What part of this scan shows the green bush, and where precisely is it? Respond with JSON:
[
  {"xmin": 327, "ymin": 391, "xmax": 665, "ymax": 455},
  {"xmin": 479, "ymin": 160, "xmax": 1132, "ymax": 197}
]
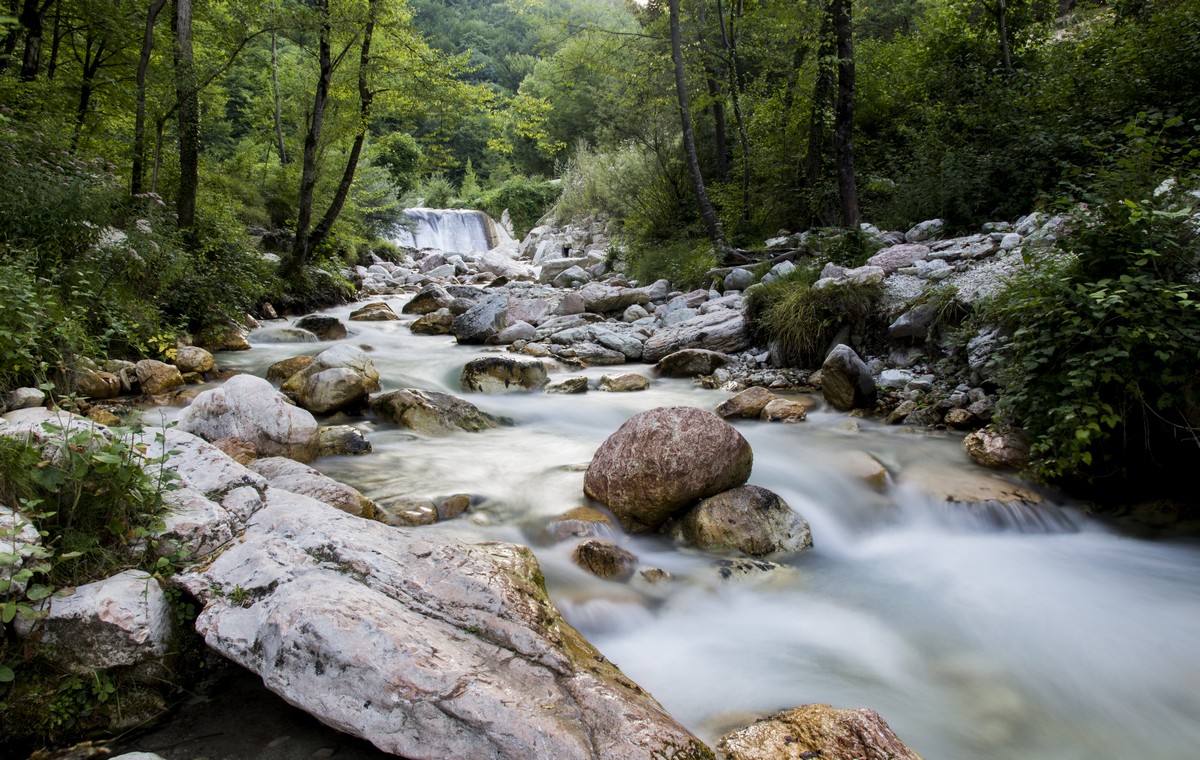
[
  {"xmin": 478, "ymin": 175, "xmax": 560, "ymax": 237},
  {"xmin": 623, "ymin": 239, "xmax": 720, "ymax": 291},
  {"xmin": 554, "ymin": 141, "xmax": 692, "ymax": 244},
  {"xmin": 0, "ymin": 421, "xmax": 178, "ymax": 589},
  {"xmin": 980, "ymin": 195, "xmax": 1200, "ymax": 489},
  {"xmin": 747, "ymin": 269, "xmax": 885, "ymax": 367}
]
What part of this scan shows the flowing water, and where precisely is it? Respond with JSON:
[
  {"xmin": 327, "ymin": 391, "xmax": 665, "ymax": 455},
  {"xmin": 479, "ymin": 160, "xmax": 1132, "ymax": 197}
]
[
  {"xmin": 211, "ymin": 296, "xmax": 1200, "ymax": 760},
  {"xmin": 390, "ymin": 208, "xmax": 514, "ymax": 253}
]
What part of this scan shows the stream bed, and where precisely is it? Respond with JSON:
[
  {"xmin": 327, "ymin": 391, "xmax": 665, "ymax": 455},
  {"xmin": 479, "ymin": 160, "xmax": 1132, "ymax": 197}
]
[{"xmin": 202, "ymin": 296, "xmax": 1200, "ymax": 760}]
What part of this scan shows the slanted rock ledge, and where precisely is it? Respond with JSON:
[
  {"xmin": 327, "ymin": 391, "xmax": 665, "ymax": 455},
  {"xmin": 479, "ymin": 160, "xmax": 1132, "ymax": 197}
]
[{"xmin": 176, "ymin": 487, "xmax": 713, "ymax": 760}]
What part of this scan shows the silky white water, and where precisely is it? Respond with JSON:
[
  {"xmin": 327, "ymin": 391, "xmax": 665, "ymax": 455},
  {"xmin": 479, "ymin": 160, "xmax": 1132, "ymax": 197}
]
[
  {"xmin": 214, "ymin": 296, "xmax": 1200, "ymax": 759},
  {"xmin": 391, "ymin": 208, "xmax": 514, "ymax": 253}
]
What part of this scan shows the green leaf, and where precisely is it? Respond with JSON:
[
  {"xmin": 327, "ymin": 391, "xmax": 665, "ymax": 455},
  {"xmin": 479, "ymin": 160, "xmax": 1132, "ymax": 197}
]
[{"xmin": 0, "ymin": 665, "xmax": 14, "ymax": 683}]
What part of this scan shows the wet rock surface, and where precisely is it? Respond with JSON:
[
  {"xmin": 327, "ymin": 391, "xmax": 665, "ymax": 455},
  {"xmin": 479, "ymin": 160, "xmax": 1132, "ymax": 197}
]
[{"xmin": 584, "ymin": 407, "xmax": 754, "ymax": 533}]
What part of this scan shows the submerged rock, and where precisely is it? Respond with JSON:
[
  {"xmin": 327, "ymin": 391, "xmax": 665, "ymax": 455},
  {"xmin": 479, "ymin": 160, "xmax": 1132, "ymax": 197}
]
[
  {"xmin": 671, "ymin": 485, "xmax": 812, "ymax": 557},
  {"xmin": 176, "ymin": 490, "xmax": 713, "ymax": 759},
  {"xmin": 371, "ymin": 388, "xmax": 498, "ymax": 435},
  {"xmin": 598, "ymin": 373, "xmax": 649, "ymax": 392},
  {"xmin": 571, "ymin": 539, "xmax": 638, "ymax": 580},
  {"xmin": 349, "ymin": 301, "xmax": 400, "ymax": 321},
  {"xmin": 460, "ymin": 356, "xmax": 549, "ymax": 392},
  {"xmin": 294, "ymin": 315, "xmax": 347, "ymax": 341},
  {"xmin": 716, "ymin": 386, "xmax": 776, "ymax": 419},
  {"xmin": 584, "ymin": 407, "xmax": 753, "ymax": 533},
  {"xmin": 718, "ymin": 703, "xmax": 923, "ymax": 760}
]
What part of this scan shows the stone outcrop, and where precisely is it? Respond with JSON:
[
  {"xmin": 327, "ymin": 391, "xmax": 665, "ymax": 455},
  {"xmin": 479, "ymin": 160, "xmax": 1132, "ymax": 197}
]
[
  {"xmin": 642, "ymin": 310, "xmax": 750, "ymax": 363},
  {"xmin": 248, "ymin": 457, "xmax": 377, "ymax": 519},
  {"xmin": 177, "ymin": 375, "xmax": 320, "ymax": 462},
  {"xmin": 176, "ymin": 490, "xmax": 713, "ymax": 760},
  {"xmin": 584, "ymin": 407, "xmax": 753, "ymax": 533},
  {"xmin": 451, "ymin": 293, "xmax": 509, "ymax": 343},
  {"xmin": 19, "ymin": 570, "xmax": 172, "ymax": 675},
  {"xmin": 718, "ymin": 704, "xmax": 923, "ymax": 760},
  {"xmin": 174, "ymin": 346, "xmax": 215, "ymax": 374}
]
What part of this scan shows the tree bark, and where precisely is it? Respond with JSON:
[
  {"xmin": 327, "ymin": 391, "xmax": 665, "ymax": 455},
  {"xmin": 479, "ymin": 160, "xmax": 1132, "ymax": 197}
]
[
  {"xmin": 72, "ymin": 37, "xmax": 107, "ymax": 151},
  {"xmin": 696, "ymin": 2, "xmax": 727, "ymax": 181},
  {"xmin": 804, "ymin": 0, "xmax": 836, "ymax": 193},
  {"xmin": 271, "ymin": 30, "xmax": 288, "ymax": 165},
  {"xmin": 133, "ymin": 0, "xmax": 167, "ymax": 198},
  {"xmin": 173, "ymin": 0, "xmax": 199, "ymax": 230},
  {"xmin": 307, "ymin": 0, "xmax": 377, "ymax": 253},
  {"xmin": 716, "ymin": 0, "xmax": 751, "ymax": 221},
  {"xmin": 832, "ymin": 0, "xmax": 859, "ymax": 228},
  {"xmin": 998, "ymin": 0, "xmax": 1013, "ymax": 73},
  {"xmin": 669, "ymin": 0, "xmax": 727, "ymax": 252},
  {"xmin": 289, "ymin": 0, "xmax": 333, "ymax": 272},
  {"xmin": 19, "ymin": 0, "xmax": 54, "ymax": 81},
  {"xmin": 46, "ymin": 0, "xmax": 59, "ymax": 79}
]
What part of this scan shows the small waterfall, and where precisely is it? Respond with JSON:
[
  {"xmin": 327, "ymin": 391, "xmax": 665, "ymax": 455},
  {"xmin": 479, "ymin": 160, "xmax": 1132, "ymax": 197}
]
[{"xmin": 392, "ymin": 208, "xmax": 515, "ymax": 253}]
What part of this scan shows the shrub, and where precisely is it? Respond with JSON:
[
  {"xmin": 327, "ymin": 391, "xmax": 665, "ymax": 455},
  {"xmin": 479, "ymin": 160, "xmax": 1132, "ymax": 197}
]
[
  {"xmin": 477, "ymin": 175, "xmax": 560, "ymax": 237},
  {"xmin": 0, "ymin": 421, "xmax": 178, "ymax": 588},
  {"xmin": 979, "ymin": 195, "xmax": 1200, "ymax": 490},
  {"xmin": 623, "ymin": 239, "xmax": 720, "ymax": 291},
  {"xmin": 747, "ymin": 268, "xmax": 885, "ymax": 367},
  {"xmin": 554, "ymin": 141, "xmax": 692, "ymax": 244}
]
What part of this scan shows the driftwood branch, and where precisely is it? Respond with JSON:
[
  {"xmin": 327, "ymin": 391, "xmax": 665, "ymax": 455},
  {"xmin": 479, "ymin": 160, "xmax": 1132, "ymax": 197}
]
[{"xmin": 706, "ymin": 247, "xmax": 806, "ymax": 279}]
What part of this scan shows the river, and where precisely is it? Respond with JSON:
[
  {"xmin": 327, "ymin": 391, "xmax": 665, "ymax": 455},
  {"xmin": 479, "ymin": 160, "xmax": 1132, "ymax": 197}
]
[{"xmin": 208, "ymin": 295, "xmax": 1200, "ymax": 760}]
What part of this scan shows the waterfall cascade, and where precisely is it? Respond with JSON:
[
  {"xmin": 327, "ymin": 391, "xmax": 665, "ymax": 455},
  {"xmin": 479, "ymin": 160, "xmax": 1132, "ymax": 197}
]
[{"xmin": 391, "ymin": 208, "xmax": 515, "ymax": 253}]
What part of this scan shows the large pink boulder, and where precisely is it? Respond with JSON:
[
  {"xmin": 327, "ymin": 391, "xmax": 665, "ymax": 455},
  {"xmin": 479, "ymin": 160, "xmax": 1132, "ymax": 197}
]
[{"xmin": 584, "ymin": 407, "xmax": 753, "ymax": 533}]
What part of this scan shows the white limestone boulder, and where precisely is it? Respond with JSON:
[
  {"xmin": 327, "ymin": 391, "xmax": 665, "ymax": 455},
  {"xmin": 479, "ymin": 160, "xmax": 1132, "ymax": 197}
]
[
  {"xmin": 175, "ymin": 489, "xmax": 712, "ymax": 760},
  {"xmin": 177, "ymin": 375, "xmax": 319, "ymax": 462}
]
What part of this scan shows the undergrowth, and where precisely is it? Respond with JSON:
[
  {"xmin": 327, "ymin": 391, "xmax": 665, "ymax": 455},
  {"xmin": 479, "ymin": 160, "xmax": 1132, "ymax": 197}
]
[{"xmin": 747, "ymin": 267, "xmax": 885, "ymax": 367}]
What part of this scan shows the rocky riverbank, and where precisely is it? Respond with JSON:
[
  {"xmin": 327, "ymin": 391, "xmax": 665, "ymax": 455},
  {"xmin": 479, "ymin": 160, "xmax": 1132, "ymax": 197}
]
[{"xmin": 3, "ymin": 207, "xmax": 1088, "ymax": 758}]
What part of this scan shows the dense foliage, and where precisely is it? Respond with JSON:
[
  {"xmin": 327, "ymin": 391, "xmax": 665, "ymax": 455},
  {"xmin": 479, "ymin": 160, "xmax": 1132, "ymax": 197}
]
[{"xmin": 0, "ymin": 0, "xmax": 1195, "ymax": 501}]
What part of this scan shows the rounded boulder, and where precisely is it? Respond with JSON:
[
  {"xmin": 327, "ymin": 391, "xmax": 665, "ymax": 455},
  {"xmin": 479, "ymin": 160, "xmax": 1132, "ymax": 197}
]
[{"xmin": 584, "ymin": 406, "xmax": 753, "ymax": 533}]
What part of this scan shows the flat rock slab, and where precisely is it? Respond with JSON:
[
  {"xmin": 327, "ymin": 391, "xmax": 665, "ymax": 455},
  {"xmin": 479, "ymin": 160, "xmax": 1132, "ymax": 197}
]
[{"xmin": 177, "ymin": 489, "xmax": 712, "ymax": 760}]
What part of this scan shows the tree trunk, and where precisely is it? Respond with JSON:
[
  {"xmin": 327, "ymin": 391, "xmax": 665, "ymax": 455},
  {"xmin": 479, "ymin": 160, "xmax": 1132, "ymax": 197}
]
[
  {"xmin": 307, "ymin": 0, "xmax": 377, "ymax": 253},
  {"xmin": 46, "ymin": 0, "xmax": 59, "ymax": 79},
  {"xmin": 804, "ymin": 0, "xmax": 836, "ymax": 193},
  {"xmin": 173, "ymin": 0, "xmax": 199, "ymax": 231},
  {"xmin": 832, "ymin": 0, "xmax": 859, "ymax": 228},
  {"xmin": 271, "ymin": 30, "xmax": 288, "ymax": 165},
  {"xmin": 998, "ymin": 0, "xmax": 1013, "ymax": 73},
  {"xmin": 133, "ymin": 0, "xmax": 167, "ymax": 198},
  {"xmin": 290, "ymin": 0, "xmax": 333, "ymax": 272},
  {"xmin": 696, "ymin": 2, "xmax": 727, "ymax": 181},
  {"xmin": 19, "ymin": 0, "xmax": 53, "ymax": 81},
  {"xmin": 72, "ymin": 37, "xmax": 105, "ymax": 151},
  {"xmin": 669, "ymin": 0, "xmax": 727, "ymax": 252},
  {"xmin": 716, "ymin": 0, "xmax": 751, "ymax": 221}
]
